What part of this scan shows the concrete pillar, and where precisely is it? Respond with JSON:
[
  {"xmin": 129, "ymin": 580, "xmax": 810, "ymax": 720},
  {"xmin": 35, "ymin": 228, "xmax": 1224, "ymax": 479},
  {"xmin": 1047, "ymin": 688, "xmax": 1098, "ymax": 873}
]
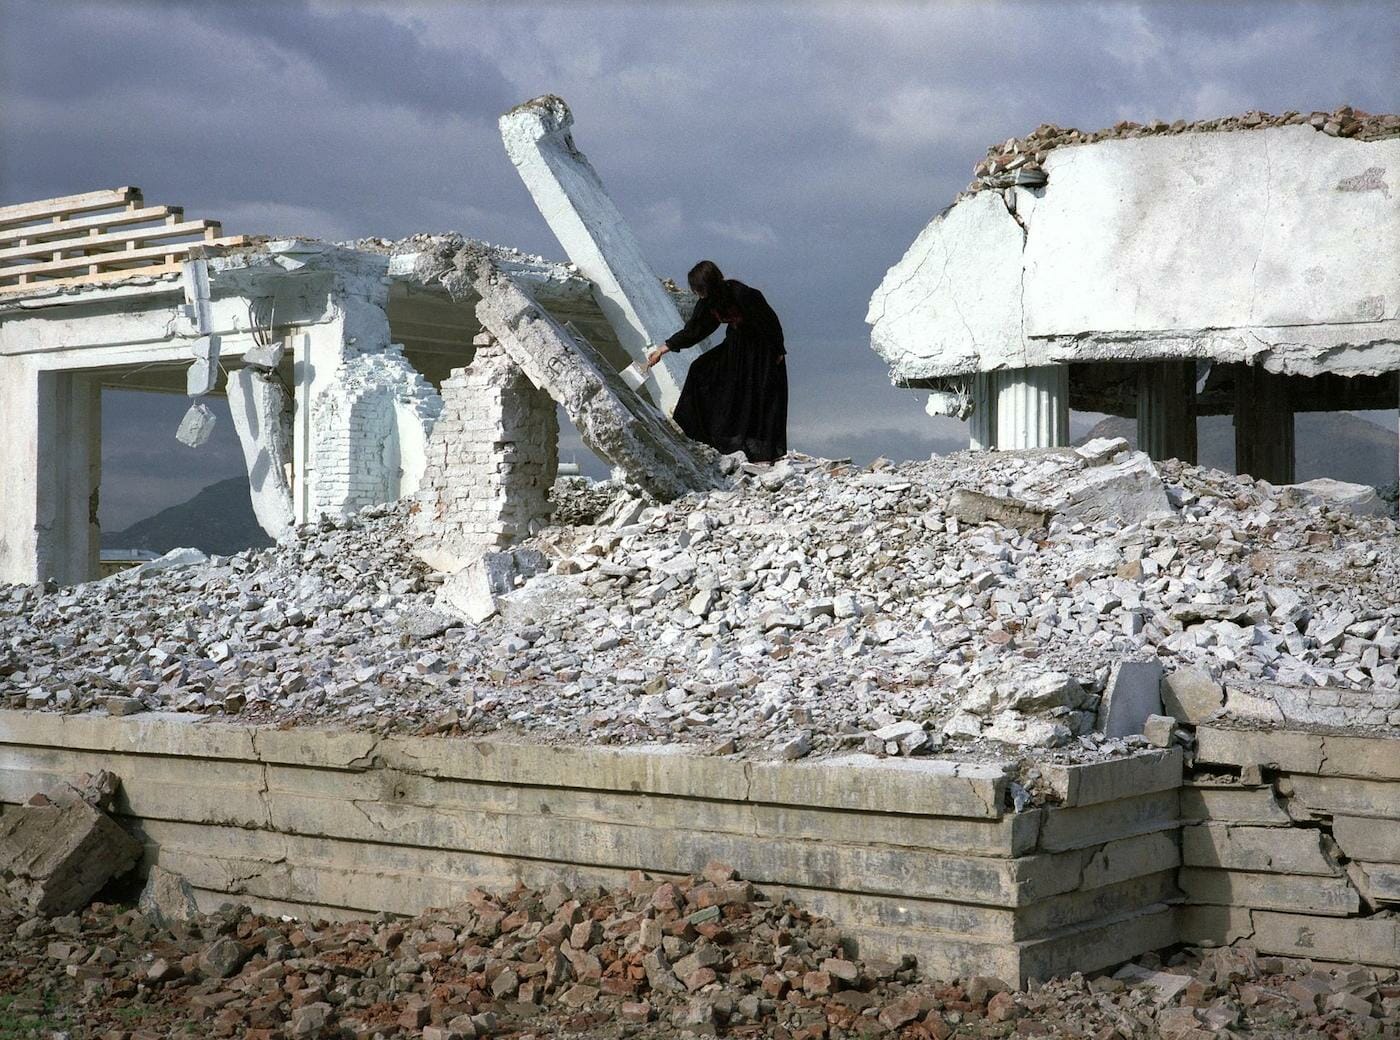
[
  {"xmin": 1137, "ymin": 361, "xmax": 1198, "ymax": 464},
  {"xmin": 500, "ymin": 96, "xmax": 692, "ymax": 413},
  {"xmin": 1234, "ymin": 365, "xmax": 1295, "ymax": 484},
  {"xmin": 0, "ymin": 358, "xmax": 101, "ymax": 585},
  {"xmin": 968, "ymin": 373, "xmax": 996, "ymax": 451},
  {"xmin": 992, "ymin": 365, "xmax": 1069, "ymax": 450}
]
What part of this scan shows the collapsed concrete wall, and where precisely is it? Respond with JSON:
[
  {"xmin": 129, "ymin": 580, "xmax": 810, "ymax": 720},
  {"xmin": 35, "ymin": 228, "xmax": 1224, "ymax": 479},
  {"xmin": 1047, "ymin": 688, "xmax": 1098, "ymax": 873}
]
[
  {"xmin": 869, "ymin": 124, "xmax": 1400, "ymax": 384},
  {"xmin": 469, "ymin": 265, "xmax": 727, "ymax": 502},
  {"xmin": 307, "ymin": 346, "xmax": 442, "ymax": 521},
  {"xmin": 414, "ymin": 338, "xmax": 558, "ymax": 573}
]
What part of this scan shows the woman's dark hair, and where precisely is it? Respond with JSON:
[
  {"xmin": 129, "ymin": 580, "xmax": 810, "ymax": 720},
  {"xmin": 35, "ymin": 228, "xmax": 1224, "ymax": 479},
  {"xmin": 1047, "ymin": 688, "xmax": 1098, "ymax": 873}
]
[{"xmin": 687, "ymin": 260, "xmax": 730, "ymax": 308}]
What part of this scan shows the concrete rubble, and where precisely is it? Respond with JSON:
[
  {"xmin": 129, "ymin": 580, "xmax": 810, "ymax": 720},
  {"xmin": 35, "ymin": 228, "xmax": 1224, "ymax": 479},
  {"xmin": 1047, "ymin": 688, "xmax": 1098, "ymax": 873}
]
[
  {"xmin": 0, "ymin": 864, "xmax": 1394, "ymax": 1039},
  {"xmin": 961, "ymin": 105, "xmax": 1398, "ymax": 196},
  {"xmin": 0, "ymin": 770, "xmax": 141, "ymax": 916},
  {"xmin": 3, "ymin": 442, "xmax": 1397, "ymax": 776}
]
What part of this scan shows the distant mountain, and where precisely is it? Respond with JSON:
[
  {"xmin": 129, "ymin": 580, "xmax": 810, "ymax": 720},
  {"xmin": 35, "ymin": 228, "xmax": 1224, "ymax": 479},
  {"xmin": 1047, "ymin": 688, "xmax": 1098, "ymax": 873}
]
[
  {"xmin": 1077, "ymin": 412, "xmax": 1398, "ymax": 487},
  {"xmin": 101, "ymin": 477, "xmax": 273, "ymax": 556}
]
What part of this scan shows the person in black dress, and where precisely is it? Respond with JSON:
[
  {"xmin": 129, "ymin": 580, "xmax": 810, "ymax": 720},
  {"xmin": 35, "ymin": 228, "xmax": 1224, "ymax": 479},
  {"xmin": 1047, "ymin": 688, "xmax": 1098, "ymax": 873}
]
[{"xmin": 646, "ymin": 260, "xmax": 788, "ymax": 463}]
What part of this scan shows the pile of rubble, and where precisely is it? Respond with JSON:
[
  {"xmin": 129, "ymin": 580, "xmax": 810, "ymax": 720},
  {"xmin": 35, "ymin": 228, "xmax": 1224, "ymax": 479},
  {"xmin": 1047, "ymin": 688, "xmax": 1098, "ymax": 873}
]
[
  {"xmin": 4, "ymin": 865, "xmax": 1396, "ymax": 1040},
  {"xmin": 2, "ymin": 441, "xmax": 1398, "ymax": 766},
  {"xmin": 965, "ymin": 105, "xmax": 1400, "ymax": 192}
]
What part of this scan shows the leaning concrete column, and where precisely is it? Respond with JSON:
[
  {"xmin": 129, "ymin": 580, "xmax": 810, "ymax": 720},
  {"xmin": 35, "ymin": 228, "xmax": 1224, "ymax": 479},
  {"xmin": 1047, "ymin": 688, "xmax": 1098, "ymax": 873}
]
[
  {"xmin": 1234, "ymin": 365, "xmax": 1294, "ymax": 484},
  {"xmin": 992, "ymin": 365, "xmax": 1069, "ymax": 449},
  {"xmin": 500, "ymin": 96, "xmax": 691, "ymax": 413},
  {"xmin": 1137, "ymin": 361, "xmax": 1198, "ymax": 464}
]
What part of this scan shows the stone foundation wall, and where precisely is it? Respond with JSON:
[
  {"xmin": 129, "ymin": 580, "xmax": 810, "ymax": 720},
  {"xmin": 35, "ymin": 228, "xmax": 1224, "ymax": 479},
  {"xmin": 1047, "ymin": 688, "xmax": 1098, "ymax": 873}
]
[{"xmin": 414, "ymin": 340, "xmax": 558, "ymax": 572}]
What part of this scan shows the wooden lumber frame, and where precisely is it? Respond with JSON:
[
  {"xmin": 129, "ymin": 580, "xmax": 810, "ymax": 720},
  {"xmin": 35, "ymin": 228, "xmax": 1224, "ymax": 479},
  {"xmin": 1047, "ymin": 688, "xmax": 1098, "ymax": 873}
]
[{"xmin": 0, "ymin": 187, "xmax": 248, "ymax": 293}]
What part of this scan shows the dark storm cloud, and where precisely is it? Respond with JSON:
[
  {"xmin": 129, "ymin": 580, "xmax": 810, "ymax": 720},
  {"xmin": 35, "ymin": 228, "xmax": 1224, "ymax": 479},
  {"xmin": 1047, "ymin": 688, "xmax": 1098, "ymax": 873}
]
[{"xmin": 2, "ymin": 1, "xmax": 1396, "ymax": 527}]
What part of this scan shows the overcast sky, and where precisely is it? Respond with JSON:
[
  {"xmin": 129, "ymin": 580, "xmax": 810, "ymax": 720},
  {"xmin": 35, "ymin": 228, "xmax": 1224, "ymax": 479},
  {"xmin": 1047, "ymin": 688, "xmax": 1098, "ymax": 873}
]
[{"xmin": 3, "ymin": 1, "xmax": 1397, "ymax": 529}]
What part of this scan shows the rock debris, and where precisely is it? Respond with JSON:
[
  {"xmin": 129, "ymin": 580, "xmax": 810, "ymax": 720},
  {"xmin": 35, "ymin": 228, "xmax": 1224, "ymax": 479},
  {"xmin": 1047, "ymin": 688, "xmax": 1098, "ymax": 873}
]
[
  {"xmin": 3, "ymin": 442, "xmax": 1397, "ymax": 776},
  {"xmin": 2, "ymin": 866, "xmax": 1395, "ymax": 1040}
]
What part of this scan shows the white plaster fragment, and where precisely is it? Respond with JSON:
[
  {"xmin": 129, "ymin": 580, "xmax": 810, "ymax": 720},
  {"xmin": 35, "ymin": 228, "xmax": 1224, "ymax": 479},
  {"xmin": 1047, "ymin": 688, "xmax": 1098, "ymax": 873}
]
[
  {"xmin": 227, "ymin": 367, "xmax": 296, "ymax": 541},
  {"xmin": 174, "ymin": 401, "xmax": 216, "ymax": 448}
]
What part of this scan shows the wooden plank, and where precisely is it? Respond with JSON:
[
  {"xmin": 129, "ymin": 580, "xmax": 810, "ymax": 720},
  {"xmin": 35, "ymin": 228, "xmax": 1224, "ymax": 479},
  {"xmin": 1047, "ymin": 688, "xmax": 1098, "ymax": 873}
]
[
  {"xmin": 0, "ymin": 262, "xmax": 184, "ymax": 293},
  {"xmin": 0, "ymin": 220, "xmax": 221, "ymax": 264},
  {"xmin": 0, "ymin": 236, "xmax": 247, "ymax": 285},
  {"xmin": 0, "ymin": 187, "xmax": 140, "ymax": 229},
  {"xmin": 0, "ymin": 205, "xmax": 180, "ymax": 247}
]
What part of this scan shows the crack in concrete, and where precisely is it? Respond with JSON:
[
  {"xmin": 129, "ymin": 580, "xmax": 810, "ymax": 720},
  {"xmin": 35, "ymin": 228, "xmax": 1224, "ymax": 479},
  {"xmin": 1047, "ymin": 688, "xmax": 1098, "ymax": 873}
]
[
  {"xmin": 248, "ymin": 729, "xmax": 275, "ymax": 830},
  {"xmin": 1247, "ymin": 134, "xmax": 1273, "ymax": 325}
]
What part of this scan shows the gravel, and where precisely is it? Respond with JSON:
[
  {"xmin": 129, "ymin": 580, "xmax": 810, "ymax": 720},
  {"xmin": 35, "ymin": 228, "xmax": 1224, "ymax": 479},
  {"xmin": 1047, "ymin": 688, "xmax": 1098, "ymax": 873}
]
[{"xmin": 3, "ymin": 444, "xmax": 1397, "ymax": 773}]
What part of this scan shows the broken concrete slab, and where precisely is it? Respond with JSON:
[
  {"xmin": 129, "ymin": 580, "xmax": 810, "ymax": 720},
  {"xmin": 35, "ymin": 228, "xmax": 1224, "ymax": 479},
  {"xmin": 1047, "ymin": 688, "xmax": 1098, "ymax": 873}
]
[
  {"xmin": 1182, "ymin": 822, "xmax": 1341, "ymax": 876},
  {"xmin": 1283, "ymin": 477, "xmax": 1390, "ymax": 517},
  {"xmin": 1045, "ymin": 452, "xmax": 1175, "ymax": 527},
  {"xmin": 0, "ymin": 789, "xmax": 141, "ymax": 915},
  {"xmin": 1160, "ymin": 668, "xmax": 1224, "ymax": 725},
  {"xmin": 437, "ymin": 549, "xmax": 547, "ymax": 624},
  {"xmin": 947, "ymin": 488, "xmax": 1052, "ymax": 532},
  {"xmin": 139, "ymin": 864, "xmax": 199, "ymax": 926},
  {"xmin": 1332, "ymin": 815, "xmax": 1400, "ymax": 864},
  {"xmin": 240, "ymin": 341, "xmax": 285, "ymax": 371},
  {"xmin": 226, "ymin": 367, "xmax": 295, "ymax": 541},
  {"xmin": 1096, "ymin": 660, "xmax": 1163, "ymax": 738},
  {"xmin": 500, "ymin": 95, "xmax": 694, "ymax": 413},
  {"xmin": 469, "ymin": 265, "xmax": 727, "ymax": 503}
]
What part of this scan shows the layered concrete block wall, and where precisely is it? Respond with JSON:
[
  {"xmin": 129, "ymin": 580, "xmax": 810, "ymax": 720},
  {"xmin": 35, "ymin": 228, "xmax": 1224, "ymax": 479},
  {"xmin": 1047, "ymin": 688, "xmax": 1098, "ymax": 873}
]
[
  {"xmin": 0, "ymin": 711, "xmax": 1179, "ymax": 985},
  {"xmin": 4, "ymin": 707, "xmax": 1394, "ymax": 977},
  {"xmin": 1178, "ymin": 724, "xmax": 1400, "ymax": 968}
]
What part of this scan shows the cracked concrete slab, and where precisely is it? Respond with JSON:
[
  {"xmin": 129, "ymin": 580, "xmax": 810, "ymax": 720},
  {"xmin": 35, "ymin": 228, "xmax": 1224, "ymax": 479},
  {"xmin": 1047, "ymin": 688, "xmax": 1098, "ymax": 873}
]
[{"xmin": 870, "ymin": 125, "xmax": 1400, "ymax": 383}]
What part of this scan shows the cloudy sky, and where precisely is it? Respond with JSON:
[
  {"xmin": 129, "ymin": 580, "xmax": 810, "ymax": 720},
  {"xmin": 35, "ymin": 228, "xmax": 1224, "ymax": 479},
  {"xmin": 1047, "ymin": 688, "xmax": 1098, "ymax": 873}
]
[{"xmin": 3, "ymin": 1, "xmax": 1397, "ymax": 528}]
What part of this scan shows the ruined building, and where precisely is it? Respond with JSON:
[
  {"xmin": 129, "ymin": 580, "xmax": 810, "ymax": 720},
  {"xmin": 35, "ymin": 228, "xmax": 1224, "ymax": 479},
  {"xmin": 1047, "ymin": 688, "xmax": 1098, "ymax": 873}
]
[
  {"xmin": 868, "ymin": 109, "xmax": 1400, "ymax": 483},
  {"xmin": 0, "ymin": 97, "xmax": 720, "ymax": 587}
]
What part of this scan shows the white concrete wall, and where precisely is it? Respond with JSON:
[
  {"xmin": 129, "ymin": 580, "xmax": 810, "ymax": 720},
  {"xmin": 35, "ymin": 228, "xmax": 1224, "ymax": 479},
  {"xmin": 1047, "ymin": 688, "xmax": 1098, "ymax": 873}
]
[
  {"xmin": 306, "ymin": 347, "xmax": 442, "ymax": 521},
  {"xmin": 870, "ymin": 126, "xmax": 1400, "ymax": 383},
  {"xmin": 0, "ymin": 358, "xmax": 100, "ymax": 585}
]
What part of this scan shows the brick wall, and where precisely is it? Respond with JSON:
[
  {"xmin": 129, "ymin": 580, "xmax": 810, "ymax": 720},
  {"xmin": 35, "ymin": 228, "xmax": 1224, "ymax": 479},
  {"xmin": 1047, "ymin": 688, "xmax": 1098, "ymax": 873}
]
[{"xmin": 414, "ymin": 339, "xmax": 558, "ymax": 570}]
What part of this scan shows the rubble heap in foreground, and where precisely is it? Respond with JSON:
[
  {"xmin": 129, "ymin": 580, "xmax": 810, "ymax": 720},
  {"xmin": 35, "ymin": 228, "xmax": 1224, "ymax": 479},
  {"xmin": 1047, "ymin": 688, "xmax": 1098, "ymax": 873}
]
[
  {"xmin": 3, "ymin": 866, "xmax": 1396, "ymax": 1040},
  {"xmin": 1, "ymin": 442, "xmax": 1397, "ymax": 768}
]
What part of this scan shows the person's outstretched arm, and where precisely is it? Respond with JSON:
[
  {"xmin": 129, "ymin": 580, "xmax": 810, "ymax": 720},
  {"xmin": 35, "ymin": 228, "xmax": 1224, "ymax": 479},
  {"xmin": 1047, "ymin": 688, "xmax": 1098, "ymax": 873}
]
[{"xmin": 648, "ymin": 301, "xmax": 719, "ymax": 366}]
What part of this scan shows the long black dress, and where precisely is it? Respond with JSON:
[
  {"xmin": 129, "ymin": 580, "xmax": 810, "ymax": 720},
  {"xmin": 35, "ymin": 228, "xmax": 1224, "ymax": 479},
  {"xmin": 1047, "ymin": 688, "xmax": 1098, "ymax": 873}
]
[{"xmin": 664, "ymin": 279, "xmax": 788, "ymax": 463}]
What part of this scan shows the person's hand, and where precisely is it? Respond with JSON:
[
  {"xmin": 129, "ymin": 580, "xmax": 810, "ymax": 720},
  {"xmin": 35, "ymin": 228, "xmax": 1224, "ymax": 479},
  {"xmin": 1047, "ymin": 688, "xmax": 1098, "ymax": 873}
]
[{"xmin": 646, "ymin": 345, "xmax": 670, "ymax": 368}]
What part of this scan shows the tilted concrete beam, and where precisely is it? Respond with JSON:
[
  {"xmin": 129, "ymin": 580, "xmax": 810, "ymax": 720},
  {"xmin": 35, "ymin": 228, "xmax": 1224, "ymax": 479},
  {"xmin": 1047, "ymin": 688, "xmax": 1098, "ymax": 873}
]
[
  {"xmin": 500, "ymin": 95, "xmax": 693, "ymax": 413},
  {"xmin": 469, "ymin": 264, "xmax": 726, "ymax": 503}
]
